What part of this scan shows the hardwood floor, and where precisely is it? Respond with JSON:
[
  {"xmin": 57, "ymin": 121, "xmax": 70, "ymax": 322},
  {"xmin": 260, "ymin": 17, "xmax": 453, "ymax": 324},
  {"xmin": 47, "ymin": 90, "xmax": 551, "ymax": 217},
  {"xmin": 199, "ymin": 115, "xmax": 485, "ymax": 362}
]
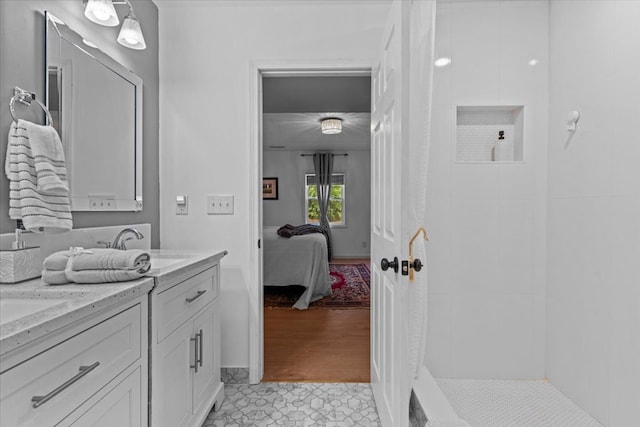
[
  {"xmin": 263, "ymin": 258, "xmax": 371, "ymax": 383},
  {"xmin": 263, "ymin": 308, "xmax": 370, "ymax": 382}
]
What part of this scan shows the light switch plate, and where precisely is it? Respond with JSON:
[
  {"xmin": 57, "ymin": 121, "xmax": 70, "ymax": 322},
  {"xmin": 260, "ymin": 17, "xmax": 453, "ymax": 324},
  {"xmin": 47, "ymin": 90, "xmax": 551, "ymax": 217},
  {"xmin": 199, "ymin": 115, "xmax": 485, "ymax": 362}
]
[
  {"xmin": 207, "ymin": 195, "xmax": 234, "ymax": 215},
  {"xmin": 176, "ymin": 195, "xmax": 188, "ymax": 215}
]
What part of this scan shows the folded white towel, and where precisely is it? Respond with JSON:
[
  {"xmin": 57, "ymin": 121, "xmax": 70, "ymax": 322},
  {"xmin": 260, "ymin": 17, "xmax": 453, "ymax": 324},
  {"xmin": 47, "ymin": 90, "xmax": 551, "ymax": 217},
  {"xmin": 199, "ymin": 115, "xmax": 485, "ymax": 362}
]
[
  {"xmin": 42, "ymin": 268, "xmax": 149, "ymax": 285},
  {"xmin": 43, "ymin": 248, "xmax": 151, "ymax": 272},
  {"xmin": 5, "ymin": 120, "xmax": 72, "ymax": 233}
]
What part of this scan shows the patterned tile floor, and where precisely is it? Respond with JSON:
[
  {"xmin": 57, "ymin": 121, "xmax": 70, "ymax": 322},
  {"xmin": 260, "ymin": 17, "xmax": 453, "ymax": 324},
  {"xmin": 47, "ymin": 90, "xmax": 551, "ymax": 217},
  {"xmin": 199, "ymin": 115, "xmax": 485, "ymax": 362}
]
[
  {"xmin": 204, "ymin": 383, "xmax": 381, "ymax": 426},
  {"xmin": 206, "ymin": 378, "xmax": 602, "ymax": 426}
]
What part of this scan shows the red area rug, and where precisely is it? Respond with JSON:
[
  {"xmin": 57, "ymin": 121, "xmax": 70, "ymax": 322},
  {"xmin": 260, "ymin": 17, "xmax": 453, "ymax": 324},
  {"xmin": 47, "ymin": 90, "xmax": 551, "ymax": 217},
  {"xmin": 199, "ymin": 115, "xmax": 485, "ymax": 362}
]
[{"xmin": 264, "ymin": 263, "xmax": 370, "ymax": 309}]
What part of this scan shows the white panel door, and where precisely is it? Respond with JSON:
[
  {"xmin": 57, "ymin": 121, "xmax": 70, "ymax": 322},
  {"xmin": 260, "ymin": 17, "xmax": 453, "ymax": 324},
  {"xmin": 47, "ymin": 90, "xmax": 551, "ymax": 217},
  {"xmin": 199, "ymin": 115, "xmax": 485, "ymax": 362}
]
[{"xmin": 371, "ymin": 1, "xmax": 411, "ymax": 426}]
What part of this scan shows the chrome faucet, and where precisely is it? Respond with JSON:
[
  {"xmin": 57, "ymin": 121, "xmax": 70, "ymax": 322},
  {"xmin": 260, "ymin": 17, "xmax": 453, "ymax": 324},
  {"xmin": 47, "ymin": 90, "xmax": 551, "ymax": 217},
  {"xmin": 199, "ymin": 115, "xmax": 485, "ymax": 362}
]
[{"xmin": 112, "ymin": 228, "xmax": 144, "ymax": 250}]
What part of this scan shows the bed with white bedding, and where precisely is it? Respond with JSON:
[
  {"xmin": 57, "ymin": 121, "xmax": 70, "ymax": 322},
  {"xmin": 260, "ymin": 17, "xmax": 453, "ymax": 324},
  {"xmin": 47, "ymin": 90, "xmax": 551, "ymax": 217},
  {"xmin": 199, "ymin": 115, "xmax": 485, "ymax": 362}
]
[{"xmin": 263, "ymin": 226, "xmax": 331, "ymax": 309}]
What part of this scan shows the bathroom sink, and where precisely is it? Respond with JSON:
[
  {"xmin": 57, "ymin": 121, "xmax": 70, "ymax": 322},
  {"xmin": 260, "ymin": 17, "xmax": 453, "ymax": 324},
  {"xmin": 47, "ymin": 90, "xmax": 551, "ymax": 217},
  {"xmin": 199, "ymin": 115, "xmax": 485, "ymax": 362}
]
[{"xmin": 0, "ymin": 298, "xmax": 68, "ymax": 325}]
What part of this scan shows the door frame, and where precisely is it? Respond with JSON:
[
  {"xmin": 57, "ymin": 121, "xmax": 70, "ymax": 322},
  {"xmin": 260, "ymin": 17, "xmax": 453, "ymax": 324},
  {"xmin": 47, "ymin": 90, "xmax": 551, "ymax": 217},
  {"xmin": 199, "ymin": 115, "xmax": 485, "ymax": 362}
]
[{"xmin": 248, "ymin": 60, "xmax": 373, "ymax": 384}]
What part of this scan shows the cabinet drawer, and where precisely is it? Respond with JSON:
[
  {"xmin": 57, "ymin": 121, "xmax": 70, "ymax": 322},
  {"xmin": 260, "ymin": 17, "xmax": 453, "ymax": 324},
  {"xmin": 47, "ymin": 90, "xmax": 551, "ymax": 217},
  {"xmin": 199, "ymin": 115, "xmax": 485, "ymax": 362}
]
[
  {"xmin": 0, "ymin": 304, "xmax": 141, "ymax": 427},
  {"xmin": 60, "ymin": 366, "xmax": 143, "ymax": 427},
  {"xmin": 156, "ymin": 266, "xmax": 217, "ymax": 343}
]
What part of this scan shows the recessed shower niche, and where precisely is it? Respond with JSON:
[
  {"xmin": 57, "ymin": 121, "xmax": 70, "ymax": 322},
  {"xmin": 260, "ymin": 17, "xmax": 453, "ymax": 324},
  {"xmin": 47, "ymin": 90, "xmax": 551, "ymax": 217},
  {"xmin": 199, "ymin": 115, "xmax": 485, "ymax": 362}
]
[{"xmin": 456, "ymin": 106, "xmax": 524, "ymax": 163}]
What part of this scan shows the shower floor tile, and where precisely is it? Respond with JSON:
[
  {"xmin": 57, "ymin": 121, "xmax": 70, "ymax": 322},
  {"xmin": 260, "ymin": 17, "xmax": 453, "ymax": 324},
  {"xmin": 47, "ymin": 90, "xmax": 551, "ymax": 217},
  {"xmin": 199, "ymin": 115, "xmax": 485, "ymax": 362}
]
[
  {"xmin": 435, "ymin": 379, "xmax": 603, "ymax": 427},
  {"xmin": 204, "ymin": 382, "xmax": 381, "ymax": 426}
]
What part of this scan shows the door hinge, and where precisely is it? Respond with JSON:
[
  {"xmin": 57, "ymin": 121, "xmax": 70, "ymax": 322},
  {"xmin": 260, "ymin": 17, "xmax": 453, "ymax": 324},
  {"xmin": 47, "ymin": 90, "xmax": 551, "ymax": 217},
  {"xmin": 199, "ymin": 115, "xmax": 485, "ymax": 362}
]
[{"xmin": 258, "ymin": 239, "xmax": 261, "ymax": 249}]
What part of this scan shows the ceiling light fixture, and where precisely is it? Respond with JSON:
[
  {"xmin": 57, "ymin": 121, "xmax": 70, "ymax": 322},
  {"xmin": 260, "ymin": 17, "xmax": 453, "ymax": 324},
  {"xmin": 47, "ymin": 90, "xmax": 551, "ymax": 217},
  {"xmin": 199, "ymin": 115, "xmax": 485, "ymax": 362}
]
[
  {"xmin": 84, "ymin": 0, "xmax": 146, "ymax": 50},
  {"xmin": 321, "ymin": 118, "xmax": 342, "ymax": 135},
  {"xmin": 434, "ymin": 57, "xmax": 451, "ymax": 67}
]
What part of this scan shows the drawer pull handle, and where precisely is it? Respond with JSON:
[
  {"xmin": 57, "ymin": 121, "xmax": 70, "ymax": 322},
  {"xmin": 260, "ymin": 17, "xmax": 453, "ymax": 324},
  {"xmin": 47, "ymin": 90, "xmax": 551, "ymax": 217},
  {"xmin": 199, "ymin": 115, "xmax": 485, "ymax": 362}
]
[
  {"xmin": 197, "ymin": 329, "xmax": 203, "ymax": 368},
  {"xmin": 190, "ymin": 336, "xmax": 199, "ymax": 372},
  {"xmin": 31, "ymin": 361, "xmax": 100, "ymax": 408},
  {"xmin": 185, "ymin": 290, "xmax": 206, "ymax": 303}
]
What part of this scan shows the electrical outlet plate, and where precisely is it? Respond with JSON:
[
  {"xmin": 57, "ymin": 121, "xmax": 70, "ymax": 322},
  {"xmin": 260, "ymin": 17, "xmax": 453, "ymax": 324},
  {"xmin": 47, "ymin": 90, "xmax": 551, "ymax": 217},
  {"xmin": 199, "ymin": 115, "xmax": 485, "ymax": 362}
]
[
  {"xmin": 88, "ymin": 197, "xmax": 116, "ymax": 210},
  {"xmin": 207, "ymin": 195, "xmax": 234, "ymax": 215}
]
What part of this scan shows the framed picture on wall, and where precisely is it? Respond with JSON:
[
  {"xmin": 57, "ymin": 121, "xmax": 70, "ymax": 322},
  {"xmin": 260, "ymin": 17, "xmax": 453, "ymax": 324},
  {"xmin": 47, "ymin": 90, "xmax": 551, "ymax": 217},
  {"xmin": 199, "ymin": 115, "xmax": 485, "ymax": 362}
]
[{"xmin": 263, "ymin": 177, "xmax": 279, "ymax": 200}]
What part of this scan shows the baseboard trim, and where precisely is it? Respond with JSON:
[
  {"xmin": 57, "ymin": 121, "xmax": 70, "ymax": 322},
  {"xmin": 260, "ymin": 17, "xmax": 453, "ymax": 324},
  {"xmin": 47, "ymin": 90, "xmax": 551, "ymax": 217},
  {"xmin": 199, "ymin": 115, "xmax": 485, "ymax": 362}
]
[{"xmin": 332, "ymin": 254, "xmax": 370, "ymax": 259}]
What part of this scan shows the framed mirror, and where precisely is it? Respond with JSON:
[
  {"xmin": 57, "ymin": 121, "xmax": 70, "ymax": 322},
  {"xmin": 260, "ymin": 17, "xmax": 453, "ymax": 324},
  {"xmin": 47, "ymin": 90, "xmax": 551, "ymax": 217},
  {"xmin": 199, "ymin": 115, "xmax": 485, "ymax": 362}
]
[{"xmin": 45, "ymin": 11, "xmax": 143, "ymax": 211}]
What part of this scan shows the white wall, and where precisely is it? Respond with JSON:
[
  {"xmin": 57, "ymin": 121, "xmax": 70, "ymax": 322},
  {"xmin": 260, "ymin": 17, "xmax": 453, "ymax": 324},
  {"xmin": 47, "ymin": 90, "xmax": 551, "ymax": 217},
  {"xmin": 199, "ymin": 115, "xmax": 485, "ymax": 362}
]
[
  {"xmin": 425, "ymin": 0, "xmax": 549, "ymax": 379},
  {"xmin": 158, "ymin": 1, "xmax": 389, "ymax": 367},
  {"xmin": 546, "ymin": 1, "xmax": 640, "ymax": 425},
  {"xmin": 263, "ymin": 150, "xmax": 371, "ymax": 258}
]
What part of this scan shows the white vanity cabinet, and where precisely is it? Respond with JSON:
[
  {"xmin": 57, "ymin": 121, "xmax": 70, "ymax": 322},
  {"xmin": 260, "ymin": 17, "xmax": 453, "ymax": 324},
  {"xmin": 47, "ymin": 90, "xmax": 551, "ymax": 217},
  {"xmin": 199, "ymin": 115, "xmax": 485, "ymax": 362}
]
[
  {"xmin": 0, "ymin": 296, "xmax": 149, "ymax": 427},
  {"xmin": 149, "ymin": 255, "xmax": 224, "ymax": 427}
]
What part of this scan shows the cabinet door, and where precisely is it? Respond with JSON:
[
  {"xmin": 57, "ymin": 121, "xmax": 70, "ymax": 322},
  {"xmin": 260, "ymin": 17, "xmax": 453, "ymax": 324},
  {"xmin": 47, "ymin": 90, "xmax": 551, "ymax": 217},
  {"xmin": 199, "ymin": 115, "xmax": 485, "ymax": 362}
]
[
  {"xmin": 192, "ymin": 304, "xmax": 218, "ymax": 414},
  {"xmin": 59, "ymin": 366, "xmax": 143, "ymax": 427},
  {"xmin": 154, "ymin": 320, "xmax": 193, "ymax": 427}
]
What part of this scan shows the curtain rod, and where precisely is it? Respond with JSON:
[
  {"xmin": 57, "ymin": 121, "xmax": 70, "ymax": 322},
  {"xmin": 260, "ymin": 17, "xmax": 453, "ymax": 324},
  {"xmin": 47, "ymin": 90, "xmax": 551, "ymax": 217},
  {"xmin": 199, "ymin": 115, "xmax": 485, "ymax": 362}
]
[{"xmin": 300, "ymin": 153, "xmax": 348, "ymax": 157}]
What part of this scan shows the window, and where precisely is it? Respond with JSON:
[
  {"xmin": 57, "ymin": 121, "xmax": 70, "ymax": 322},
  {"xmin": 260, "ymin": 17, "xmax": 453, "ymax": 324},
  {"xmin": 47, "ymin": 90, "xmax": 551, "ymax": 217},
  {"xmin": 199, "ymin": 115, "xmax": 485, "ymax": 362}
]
[{"xmin": 305, "ymin": 173, "xmax": 345, "ymax": 226}]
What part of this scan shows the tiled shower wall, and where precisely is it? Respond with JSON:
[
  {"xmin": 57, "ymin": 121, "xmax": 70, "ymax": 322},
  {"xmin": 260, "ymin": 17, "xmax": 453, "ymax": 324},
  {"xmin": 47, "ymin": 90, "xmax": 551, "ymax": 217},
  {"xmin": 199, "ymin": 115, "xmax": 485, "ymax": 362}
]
[
  {"xmin": 546, "ymin": 1, "xmax": 640, "ymax": 425},
  {"xmin": 425, "ymin": 0, "xmax": 549, "ymax": 379}
]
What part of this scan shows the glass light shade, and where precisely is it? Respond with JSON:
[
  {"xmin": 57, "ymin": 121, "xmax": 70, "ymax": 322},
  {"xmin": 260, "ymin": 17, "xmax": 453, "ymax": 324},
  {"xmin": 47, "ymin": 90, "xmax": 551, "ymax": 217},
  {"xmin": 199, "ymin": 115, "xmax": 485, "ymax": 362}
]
[
  {"xmin": 117, "ymin": 15, "xmax": 146, "ymax": 50},
  {"xmin": 84, "ymin": 0, "xmax": 119, "ymax": 27},
  {"xmin": 321, "ymin": 118, "xmax": 342, "ymax": 135}
]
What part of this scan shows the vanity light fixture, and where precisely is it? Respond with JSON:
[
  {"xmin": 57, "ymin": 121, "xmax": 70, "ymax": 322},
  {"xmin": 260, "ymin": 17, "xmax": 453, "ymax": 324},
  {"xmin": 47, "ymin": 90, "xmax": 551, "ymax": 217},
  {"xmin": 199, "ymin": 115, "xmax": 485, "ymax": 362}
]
[
  {"xmin": 84, "ymin": 0, "xmax": 119, "ymax": 26},
  {"xmin": 83, "ymin": 0, "xmax": 146, "ymax": 50},
  {"xmin": 117, "ymin": 7, "xmax": 146, "ymax": 50},
  {"xmin": 321, "ymin": 118, "xmax": 342, "ymax": 135}
]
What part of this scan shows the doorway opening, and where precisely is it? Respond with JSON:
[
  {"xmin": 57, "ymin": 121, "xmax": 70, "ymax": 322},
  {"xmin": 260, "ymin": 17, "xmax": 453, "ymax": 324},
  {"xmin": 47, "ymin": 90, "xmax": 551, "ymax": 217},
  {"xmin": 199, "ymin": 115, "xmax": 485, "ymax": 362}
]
[{"xmin": 257, "ymin": 70, "xmax": 373, "ymax": 382}]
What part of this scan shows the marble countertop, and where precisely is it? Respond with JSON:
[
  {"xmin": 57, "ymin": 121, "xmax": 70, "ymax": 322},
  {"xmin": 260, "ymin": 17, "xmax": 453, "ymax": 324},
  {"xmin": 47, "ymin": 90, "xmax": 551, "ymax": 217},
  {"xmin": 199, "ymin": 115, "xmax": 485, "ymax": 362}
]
[
  {"xmin": 0, "ymin": 277, "xmax": 154, "ymax": 357},
  {"xmin": 146, "ymin": 249, "xmax": 228, "ymax": 292},
  {"xmin": 0, "ymin": 248, "xmax": 227, "ymax": 357}
]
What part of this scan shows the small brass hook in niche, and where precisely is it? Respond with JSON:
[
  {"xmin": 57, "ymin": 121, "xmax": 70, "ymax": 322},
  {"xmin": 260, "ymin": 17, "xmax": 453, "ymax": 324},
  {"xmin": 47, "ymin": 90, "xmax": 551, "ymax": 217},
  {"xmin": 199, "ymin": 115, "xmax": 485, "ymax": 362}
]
[{"xmin": 408, "ymin": 227, "xmax": 429, "ymax": 281}]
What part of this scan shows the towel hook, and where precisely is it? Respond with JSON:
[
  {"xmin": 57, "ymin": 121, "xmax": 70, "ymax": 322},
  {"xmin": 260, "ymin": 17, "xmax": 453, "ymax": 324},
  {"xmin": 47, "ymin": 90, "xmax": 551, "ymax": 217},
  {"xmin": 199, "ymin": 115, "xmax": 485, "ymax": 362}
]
[
  {"xmin": 408, "ymin": 227, "xmax": 429, "ymax": 281},
  {"xmin": 9, "ymin": 87, "xmax": 53, "ymax": 126}
]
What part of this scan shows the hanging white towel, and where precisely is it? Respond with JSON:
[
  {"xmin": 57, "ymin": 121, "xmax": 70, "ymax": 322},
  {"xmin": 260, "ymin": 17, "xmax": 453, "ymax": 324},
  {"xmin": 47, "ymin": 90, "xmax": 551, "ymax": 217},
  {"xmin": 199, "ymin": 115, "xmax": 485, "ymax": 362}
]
[
  {"xmin": 5, "ymin": 119, "xmax": 73, "ymax": 233},
  {"xmin": 25, "ymin": 120, "xmax": 70, "ymax": 194}
]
